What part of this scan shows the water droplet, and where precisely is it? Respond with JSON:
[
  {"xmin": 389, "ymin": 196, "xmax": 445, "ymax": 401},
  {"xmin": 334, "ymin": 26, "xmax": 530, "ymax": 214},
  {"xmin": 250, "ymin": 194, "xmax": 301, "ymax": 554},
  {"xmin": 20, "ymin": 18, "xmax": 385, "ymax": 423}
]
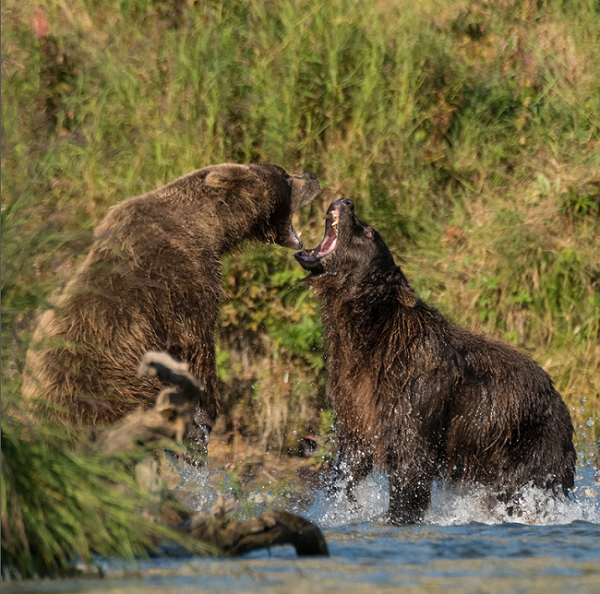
[{"xmin": 587, "ymin": 418, "xmax": 594, "ymax": 427}]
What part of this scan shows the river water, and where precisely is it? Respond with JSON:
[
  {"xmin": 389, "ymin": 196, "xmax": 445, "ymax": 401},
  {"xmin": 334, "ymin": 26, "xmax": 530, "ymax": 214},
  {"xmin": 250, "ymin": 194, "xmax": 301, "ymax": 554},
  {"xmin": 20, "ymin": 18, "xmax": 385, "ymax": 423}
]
[{"xmin": 5, "ymin": 457, "xmax": 599, "ymax": 594}]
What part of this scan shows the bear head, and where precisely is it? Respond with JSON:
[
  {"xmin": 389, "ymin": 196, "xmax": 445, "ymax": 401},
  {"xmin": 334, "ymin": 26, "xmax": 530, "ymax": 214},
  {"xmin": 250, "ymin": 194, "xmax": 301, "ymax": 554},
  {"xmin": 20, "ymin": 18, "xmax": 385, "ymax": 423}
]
[
  {"xmin": 205, "ymin": 163, "xmax": 320, "ymax": 250},
  {"xmin": 294, "ymin": 198, "xmax": 395, "ymax": 280}
]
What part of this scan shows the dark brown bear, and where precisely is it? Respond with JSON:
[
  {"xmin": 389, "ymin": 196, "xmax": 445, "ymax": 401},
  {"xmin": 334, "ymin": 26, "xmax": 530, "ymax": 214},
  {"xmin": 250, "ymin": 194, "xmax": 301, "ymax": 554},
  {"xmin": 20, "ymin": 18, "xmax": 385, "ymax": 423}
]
[
  {"xmin": 24, "ymin": 163, "xmax": 320, "ymax": 444},
  {"xmin": 295, "ymin": 198, "xmax": 576, "ymax": 524}
]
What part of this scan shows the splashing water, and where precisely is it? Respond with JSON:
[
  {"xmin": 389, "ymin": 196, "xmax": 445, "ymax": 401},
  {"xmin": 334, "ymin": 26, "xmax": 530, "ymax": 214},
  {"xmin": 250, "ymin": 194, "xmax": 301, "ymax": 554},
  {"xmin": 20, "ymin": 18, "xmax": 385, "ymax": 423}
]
[
  {"xmin": 425, "ymin": 465, "xmax": 600, "ymax": 526},
  {"xmin": 308, "ymin": 473, "xmax": 389, "ymax": 527},
  {"xmin": 165, "ymin": 455, "xmax": 217, "ymax": 512},
  {"xmin": 306, "ymin": 465, "xmax": 599, "ymax": 528},
  {"xmin": 7, "ymin": 444, "xmax": 597, "ymax": 593},
  {"xmin": 166, "ymin": 443, "xmax": 599, "ymax": 529}
]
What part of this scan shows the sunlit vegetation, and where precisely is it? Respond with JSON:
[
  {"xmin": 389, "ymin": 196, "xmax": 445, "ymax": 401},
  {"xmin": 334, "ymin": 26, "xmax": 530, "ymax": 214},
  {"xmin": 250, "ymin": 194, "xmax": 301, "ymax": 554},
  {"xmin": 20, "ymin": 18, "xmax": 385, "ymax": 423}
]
[{"xmin": 2, "ymin": 0, "xmax": 599, "ymax": 577}]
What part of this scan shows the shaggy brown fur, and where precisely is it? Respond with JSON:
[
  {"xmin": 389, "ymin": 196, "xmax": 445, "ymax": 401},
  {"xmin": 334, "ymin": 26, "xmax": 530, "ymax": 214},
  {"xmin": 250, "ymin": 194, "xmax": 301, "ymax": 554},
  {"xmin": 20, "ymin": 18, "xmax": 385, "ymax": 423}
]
[
  {"xmin": 24, "ymin": 163, "xmax": 320, "ymax": 441},
  {"xmin": 295, "ymin": 198, "xmax": 577, "ymax": 524}
]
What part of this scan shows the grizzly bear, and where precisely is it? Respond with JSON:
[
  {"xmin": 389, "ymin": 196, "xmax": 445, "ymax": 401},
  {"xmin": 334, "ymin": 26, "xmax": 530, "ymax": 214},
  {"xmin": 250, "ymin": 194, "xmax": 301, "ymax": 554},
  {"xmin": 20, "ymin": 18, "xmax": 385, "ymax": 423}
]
[
  {"xmin": 24, "ymin": 163, "xmax": 320, "ymax": 445},
  {"xmin": 295, "ymin": 198, "xmax": 577, "ymax": 524}
]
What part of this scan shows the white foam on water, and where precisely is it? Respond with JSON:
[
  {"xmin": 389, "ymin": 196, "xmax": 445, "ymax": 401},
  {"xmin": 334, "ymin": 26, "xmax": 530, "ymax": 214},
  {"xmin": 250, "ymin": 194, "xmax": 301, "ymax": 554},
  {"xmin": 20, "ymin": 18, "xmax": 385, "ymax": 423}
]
[
  {"xmin": 426, "ymin": 465, "xmax": 600, "ymax": 526},
  {"xmin": 306, "ymin": 464, "xmax": 600, "ymax": 527},
  {"xmin": 167, "ymin": 442, "xmax": 599, "ymax": 528}
]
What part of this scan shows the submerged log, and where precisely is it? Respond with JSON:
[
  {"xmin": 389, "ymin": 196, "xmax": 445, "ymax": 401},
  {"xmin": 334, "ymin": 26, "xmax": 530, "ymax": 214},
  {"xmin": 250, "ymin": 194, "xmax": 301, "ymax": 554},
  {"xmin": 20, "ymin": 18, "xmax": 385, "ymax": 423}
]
[{"xmin": 183, "ymin": 501, "xmax": 328, "ymax": 557}]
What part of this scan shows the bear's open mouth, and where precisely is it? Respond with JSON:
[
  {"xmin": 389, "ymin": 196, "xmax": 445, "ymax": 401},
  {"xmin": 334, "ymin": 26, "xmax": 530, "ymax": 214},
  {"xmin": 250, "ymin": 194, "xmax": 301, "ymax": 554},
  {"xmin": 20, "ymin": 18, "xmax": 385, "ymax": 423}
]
[{"xmin": 295, "ymin": 203, "xmax": 339, "ymax": 263}]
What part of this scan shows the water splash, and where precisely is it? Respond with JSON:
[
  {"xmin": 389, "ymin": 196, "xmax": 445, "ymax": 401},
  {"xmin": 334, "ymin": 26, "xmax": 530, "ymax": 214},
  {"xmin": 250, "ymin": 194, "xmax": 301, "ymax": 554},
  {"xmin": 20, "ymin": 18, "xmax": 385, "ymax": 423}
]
[
  {"xmin": 166, "ymin": 412, "xmax": 599, "ymax": 529},
  {"xmin": 168, "ymin": 454, "xmax": 599, "ymax": 527},
  {"xmin": 308, "ymin": 473, "xmax": 389, "ymax": 527},
  {"xmin": 168, "ymin": 457, "xmax": 217, "ymax": 512},
  {"xmin": 426, "ymin": 466, "xmax": 600, "ymax": 526},
  {"xmin": 306, "ymin": 465, "xmax": 599, "ymax": 528}
]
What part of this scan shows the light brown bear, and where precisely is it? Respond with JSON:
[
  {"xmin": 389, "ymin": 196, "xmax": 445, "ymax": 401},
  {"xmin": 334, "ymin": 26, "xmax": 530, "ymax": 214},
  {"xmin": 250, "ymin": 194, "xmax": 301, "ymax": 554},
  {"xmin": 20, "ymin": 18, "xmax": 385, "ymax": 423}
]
[{"xmin": 24, "ymin": 163, "xmax": 320, "ymax": 446}]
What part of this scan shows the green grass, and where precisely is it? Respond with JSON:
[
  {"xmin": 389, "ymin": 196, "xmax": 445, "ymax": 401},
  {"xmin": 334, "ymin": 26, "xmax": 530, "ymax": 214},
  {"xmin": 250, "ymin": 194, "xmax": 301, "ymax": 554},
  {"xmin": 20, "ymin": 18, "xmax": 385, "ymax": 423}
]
[
  {"xmin": 2, "ymin": 0, "xmax": 600, "ymax": 575},
  {"xmin": 1, "ymin": 388, "xmax": 212, "ymax": 579}
]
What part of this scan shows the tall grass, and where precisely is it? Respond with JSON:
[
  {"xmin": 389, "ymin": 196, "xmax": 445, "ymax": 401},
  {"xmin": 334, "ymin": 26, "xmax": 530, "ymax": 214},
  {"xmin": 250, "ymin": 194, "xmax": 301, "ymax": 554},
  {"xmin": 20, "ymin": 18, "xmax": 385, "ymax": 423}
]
[
  {"xmin": 3, "ymin": 0, "xmax": 599, "ymax": 437},
  {"xmin": 1, "ymin": 387, "xmax": 212, "ymax": 579},
  {"xmin": 2, "ymin": 0, "xmax": 599, "ymax": 574}
]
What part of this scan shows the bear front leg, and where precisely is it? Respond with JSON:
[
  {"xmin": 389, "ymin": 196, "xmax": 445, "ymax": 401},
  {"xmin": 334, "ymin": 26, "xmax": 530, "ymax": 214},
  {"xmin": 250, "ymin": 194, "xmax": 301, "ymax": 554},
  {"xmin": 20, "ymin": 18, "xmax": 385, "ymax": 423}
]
[{"xmin": 387, "ymin": 470, "xmax": 433, "ymax": 525}]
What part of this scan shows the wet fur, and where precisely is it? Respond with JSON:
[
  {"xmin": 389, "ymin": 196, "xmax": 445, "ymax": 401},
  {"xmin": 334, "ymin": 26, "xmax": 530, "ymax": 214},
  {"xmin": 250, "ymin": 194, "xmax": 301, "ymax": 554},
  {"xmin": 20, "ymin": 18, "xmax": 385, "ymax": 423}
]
[{"xmin": 296, "ymin": 199, "xmax": 576, "ymax": 524}]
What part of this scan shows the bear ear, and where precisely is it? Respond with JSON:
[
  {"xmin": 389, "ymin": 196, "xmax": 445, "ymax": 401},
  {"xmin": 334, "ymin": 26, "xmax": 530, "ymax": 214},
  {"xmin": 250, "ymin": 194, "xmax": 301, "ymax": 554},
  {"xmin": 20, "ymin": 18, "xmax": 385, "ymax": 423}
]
[
  {"xmin": 205, "ymin": 164, "xmax": 257, "ymax": 189},
  {"xmin": 360, "ymin": 222, "xmax": 374, "ymax": 239}
]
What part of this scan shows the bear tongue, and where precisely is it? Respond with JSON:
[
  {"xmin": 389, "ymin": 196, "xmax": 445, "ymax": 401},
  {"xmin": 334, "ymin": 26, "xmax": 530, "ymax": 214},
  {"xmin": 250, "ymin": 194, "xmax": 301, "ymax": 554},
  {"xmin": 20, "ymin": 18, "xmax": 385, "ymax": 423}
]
[
  {"xmin": 298, "ymin": 223, "xmax": 338, "ymax": 262},
  {"xmin": 316, "ymin": 228, "xmax": 337, "ymax": 257},
  {"xmin": 295, "ymin": 205, "xmax": 340, "ymax": 262}
]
